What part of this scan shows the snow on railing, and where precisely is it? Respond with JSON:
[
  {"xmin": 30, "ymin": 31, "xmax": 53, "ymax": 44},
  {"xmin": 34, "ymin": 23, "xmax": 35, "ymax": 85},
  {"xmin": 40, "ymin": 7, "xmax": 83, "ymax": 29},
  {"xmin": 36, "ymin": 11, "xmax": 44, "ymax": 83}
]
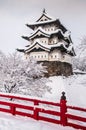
[{"xmin": 0, "ymin": 92, "xmax": 86, "ymax": 129}]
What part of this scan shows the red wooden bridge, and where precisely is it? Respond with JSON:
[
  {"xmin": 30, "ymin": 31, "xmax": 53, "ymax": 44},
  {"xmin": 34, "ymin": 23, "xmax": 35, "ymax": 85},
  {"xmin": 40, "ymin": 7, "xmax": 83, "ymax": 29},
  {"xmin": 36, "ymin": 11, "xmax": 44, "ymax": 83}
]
[{"xmin": 0, "ymin": 92, "xmax": 86, "ymax": 129}]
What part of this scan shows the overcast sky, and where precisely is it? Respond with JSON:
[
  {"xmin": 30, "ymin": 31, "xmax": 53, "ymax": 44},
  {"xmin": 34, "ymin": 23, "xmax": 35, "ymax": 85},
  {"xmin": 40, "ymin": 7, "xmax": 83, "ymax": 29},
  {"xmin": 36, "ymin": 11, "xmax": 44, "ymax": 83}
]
[{"xmin": 0, "ymin": 0, "xmax": 86, "ymax": 54}]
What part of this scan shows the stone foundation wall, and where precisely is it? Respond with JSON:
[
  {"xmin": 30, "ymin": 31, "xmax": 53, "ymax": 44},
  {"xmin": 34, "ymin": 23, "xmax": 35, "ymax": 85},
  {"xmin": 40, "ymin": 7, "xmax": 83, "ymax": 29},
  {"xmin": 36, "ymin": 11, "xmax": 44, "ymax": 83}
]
[{"xmin": 39, "ymin": 61, "xmax": 73, "ymax": 77}]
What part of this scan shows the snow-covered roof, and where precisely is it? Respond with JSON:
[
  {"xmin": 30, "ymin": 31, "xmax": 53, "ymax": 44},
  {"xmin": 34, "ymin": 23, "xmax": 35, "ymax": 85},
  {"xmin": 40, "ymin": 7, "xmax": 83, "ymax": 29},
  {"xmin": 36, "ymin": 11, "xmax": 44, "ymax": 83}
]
[
  {"xmin": 28, "ymin": 27, "xmax": 50, "ymax": 39},
  {"xmin": 36, "ymin": 11, "xmax": 55, "ymax": 22},
  {"xmin": 23, "ymin": 27, "xmax": 70, "ymax": 40},
  {"xmin": 26, "ymin": 19, "xmax": 58, "ymax": 30},
  {"xmin": 25, "ymin": 39, "xmax": 74, "ymax": 55},
  {"xmin": 25, "ymin": 39, "xmax": 50, "ymax": 53},
  {"xmin": 26, "ymin": 9, "xmax": 68, "ymax": 33}
]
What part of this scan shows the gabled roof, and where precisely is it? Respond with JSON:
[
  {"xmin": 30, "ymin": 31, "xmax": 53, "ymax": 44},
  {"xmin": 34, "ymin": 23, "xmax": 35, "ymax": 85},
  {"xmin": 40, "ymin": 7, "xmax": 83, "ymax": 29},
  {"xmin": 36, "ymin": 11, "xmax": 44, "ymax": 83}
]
[
  {"xmin": 36, "ymin": 9, "xmax": 53, "ymax": 22},
  {"xmin": 25, "ymin": 40, "xmax": 50, "ymax": 53},
  {"xmin": 28, "ymin": 27, "xmax": 50, "ymax": 40}
]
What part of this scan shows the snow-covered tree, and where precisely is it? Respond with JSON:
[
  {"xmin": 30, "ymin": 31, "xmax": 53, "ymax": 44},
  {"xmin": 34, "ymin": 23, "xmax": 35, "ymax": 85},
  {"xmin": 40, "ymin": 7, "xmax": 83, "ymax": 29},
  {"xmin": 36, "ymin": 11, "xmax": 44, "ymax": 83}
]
[
  {"xmin": 73, "ymin": 36, "xmax": 86, "ymax": 71},
  {"xmin": 0, "ymin": 52, "xmax": 50, "ymax": 97}
]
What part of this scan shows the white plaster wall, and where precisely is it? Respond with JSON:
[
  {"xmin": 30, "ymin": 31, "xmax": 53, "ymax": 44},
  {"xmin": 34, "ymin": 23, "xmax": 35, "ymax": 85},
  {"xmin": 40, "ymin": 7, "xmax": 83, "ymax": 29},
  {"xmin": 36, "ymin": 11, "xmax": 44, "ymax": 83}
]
[
  {"xmin": 49, "ymin": 37, "xmax": 59, "ymax": 44},
  {"xmin": 49, "ymin": 51, "xmax": 72, "ymax": 63},
  {"xmin": 29, "ymin": 51, "xmax": 49, "ymax": 61},
  {"xmin": 49, "ymin": 50, "xmax": 61, "ymax": 61},
  {"xmin": 40, "ymin": 37, "xmax": 49, "ymax": 44},
  {"xmin": 43, "ymin": 25, "xmax": 56, "ymax": 32},
  {"xmin": 61, "ymin": 54, "xmax": 72, "ymax": 64},
  {"xmin": 32, "ymin": 34, "xmax": 59, "ymax": 45},
  {"xmin": 26, "ymin": 51, "xmax": 72, "ymax": 64},
  {"xmin": 33, "ymin": 37, "xmax": 49, "ymax": 44},
  {"xmin": 34, "ymin": 24, "xmax": 55, "ymax": 31}
]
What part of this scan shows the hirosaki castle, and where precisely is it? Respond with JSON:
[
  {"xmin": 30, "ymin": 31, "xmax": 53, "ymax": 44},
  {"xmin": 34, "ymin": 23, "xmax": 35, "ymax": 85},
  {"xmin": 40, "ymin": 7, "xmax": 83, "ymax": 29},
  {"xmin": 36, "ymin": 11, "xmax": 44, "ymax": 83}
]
[{"xmin": 17, "ymin": 9, "xmax": 75, "ymax": 76}]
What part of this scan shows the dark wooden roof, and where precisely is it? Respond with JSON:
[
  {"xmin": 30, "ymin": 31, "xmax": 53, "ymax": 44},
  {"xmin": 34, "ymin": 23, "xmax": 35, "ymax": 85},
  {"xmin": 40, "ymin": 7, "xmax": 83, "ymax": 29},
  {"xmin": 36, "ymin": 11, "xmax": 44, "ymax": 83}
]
[
  {"xmin": 58, "ymin": 23, "xmax": 67, "ymax": 33},
  {"xmin": 16, "ymin": 48, "xmax": 25, "ymax": 53},
  {"xmin": 22, "ymin": 36, "xmax": 29, "ymax": 41}
]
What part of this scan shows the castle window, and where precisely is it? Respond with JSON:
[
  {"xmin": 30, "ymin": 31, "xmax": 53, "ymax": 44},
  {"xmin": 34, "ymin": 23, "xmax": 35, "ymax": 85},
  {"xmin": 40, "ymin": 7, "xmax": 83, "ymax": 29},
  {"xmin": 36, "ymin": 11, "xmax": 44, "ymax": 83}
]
[
  {"xmin": 51, "ymin": 55, "xmax": 53, "ymax": 58},
  {"xmin": 41, "ymin": 55, "xmax": 43, "ymax": 58},
  {"xmin": 45, "ymin": 19, "xmax": 47, "ymax": 21},
  {"xmin": 38, "ymin": 55, "xmax": 40, "ymax": 58},
  {"xmin": 35, "ymin": 56, "xmax": 36, "ymax": 58},
  {"xmin": 55, "ymin": 55, "xmax": 57, "ymax": 58},
  {"xmin": 63, "ymin": 55, "xmax": 65, "ymax": 59},
  {"xmin": 53, "ymin": 41, "xmax": 54, "ymax": 43},
  {"xmin": 40, "ymin": 19, "xmax": 43, "ymax": 21},
  {"xmin": 45, "ymin": 55, "xmax": 46, "ymax": 58}
]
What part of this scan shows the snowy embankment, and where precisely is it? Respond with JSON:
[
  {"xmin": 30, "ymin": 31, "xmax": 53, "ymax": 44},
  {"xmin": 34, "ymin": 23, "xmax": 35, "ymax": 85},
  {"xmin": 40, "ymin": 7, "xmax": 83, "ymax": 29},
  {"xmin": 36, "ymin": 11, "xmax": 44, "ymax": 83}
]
[
  {"xmin": 44, "ymin": 74, "xmax": 86, "ymax": 108},
  {"xmin": 0, "ymin": 112, "xmax": 74, "ymax": 130}
]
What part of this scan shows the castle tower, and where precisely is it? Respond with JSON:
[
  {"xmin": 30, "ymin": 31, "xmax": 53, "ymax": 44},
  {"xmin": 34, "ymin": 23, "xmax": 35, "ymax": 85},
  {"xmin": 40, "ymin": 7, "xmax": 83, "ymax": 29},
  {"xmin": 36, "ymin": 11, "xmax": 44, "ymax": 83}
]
[{"xmin": 17, "ymin": 9, "xmax": 75, "ymax": 76}]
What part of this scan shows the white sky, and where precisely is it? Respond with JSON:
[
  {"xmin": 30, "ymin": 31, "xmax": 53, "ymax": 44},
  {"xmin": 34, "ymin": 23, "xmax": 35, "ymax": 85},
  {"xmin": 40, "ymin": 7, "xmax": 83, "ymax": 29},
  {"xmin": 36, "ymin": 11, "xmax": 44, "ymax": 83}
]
[{"xmin": 0, "ymin": 0, "xmax": 86, "ymax": 54}]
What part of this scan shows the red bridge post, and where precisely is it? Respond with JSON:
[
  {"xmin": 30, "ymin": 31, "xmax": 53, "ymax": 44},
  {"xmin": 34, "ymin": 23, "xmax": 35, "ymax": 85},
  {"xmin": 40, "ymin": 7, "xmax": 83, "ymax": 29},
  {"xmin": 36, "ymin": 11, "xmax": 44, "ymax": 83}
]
[
  {"xmin": 34, "ymin": 100, "xmax": 39, "ymax": 120},
  {"xmin": 11, "ymin": 105, "xmax": 16, "ymax": 115},
  {"xmin": 60, "ymin": 92, "xmax": 67, "ymax": 126}
]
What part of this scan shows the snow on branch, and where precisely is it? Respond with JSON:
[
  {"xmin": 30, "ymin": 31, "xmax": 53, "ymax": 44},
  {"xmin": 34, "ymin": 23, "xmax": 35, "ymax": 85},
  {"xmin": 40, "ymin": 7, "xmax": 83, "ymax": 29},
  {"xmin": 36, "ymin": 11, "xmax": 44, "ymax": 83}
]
[{"xmin": 0, "ymin": 51, "xmax": 50, "ymax": 97}]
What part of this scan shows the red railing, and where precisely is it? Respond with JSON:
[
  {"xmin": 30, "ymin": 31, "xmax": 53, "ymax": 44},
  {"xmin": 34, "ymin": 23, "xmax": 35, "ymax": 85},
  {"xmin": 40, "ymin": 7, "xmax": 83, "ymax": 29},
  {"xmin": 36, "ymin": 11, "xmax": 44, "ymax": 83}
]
[{"xmin": 0, "ymin": 92, "xmax": 86, "ymax": 129}]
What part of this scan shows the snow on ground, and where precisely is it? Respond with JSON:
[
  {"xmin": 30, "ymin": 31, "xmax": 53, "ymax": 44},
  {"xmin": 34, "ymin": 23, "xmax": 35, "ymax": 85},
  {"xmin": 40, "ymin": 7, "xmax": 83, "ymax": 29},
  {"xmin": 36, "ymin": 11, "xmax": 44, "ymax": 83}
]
[
  {"xmin": 0, "ymin": 74, "xmax": 86, "ymax": 130},
  {"xmin": 64, "ymin": 74, "xmax": 86, "ymax": 107},
  {"xmin": 44, "ymin": 74, "xmax": 86, "ymax": 108},
  {"xmin": 0, "ymin": 112, "xmax": 74, "ymax": 130},
  {"xmin": 44, "ymin": 76, "xmax": 65, "ymax": 101},
  {"xmin": 43, "ymin": 74, "xmax": 86, "ymax": 128}
]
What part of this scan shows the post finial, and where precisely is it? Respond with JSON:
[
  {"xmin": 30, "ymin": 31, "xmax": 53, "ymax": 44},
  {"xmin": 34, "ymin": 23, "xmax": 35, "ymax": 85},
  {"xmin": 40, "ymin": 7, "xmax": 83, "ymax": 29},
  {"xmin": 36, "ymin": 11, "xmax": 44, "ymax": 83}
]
[
  {"xmin": 61, "ymin": 91, "xmax": 66, "ymax": 100},
  {"xmin": 43, "ymin": 8, "xmax": 46, "ymax": 14}
]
